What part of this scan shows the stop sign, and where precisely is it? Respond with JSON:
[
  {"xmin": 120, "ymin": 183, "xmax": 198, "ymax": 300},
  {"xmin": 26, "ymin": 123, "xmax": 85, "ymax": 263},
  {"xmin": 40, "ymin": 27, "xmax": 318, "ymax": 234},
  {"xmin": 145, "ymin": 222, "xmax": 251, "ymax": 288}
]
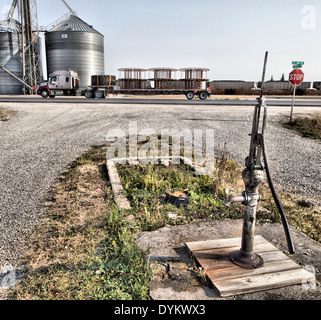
[{"xmin": 289, "ymin": 69, "xmax": 304, "ymax": 86}]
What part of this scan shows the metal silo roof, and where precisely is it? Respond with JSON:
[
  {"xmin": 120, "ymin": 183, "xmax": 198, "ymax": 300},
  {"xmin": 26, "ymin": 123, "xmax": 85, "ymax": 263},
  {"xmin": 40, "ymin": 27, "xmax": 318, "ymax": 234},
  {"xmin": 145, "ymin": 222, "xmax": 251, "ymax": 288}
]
[
  {"xmin": 0, "ymin": 18, "xmax": 21, "ymax": 33},
  {"xmin": 47, "ymin": 14, "xmax": 102, "ymax": 35}
]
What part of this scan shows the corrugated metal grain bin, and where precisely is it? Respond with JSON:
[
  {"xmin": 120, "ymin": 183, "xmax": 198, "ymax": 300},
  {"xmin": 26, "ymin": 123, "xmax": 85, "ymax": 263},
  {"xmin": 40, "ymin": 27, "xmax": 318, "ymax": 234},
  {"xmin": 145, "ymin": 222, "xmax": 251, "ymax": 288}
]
[
  {"xmin": 45, "ymin": 14, "xmax": 104, "ymax": 89},
  {"xmin": 0, "ymin": 18, "xmax": 23, "ymax": 95}
]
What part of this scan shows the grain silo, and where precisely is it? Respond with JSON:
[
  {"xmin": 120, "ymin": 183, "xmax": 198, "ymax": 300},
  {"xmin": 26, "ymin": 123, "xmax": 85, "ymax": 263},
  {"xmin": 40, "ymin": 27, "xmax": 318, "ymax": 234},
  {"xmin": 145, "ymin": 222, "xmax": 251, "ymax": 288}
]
[
  {"xmin": 45, "ymin": 14, "xmax": 105, "ymax": 89},
  {"xmin": 0, "ymin": 18, "xmax": 23, "ymax": 95}
]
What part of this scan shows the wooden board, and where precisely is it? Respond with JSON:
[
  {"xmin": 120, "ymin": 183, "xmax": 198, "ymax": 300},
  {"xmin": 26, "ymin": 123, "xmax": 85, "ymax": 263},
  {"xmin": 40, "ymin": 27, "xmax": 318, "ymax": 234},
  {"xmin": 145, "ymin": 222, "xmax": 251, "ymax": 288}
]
[{"xmin": 186, "ymin": 236, "xmax": 315, "ymax": 297}]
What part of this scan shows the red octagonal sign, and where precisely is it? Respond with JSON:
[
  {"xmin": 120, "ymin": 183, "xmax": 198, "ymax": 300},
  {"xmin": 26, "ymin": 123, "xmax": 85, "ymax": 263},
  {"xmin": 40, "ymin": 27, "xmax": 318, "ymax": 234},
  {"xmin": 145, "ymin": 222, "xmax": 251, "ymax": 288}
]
[{"xmin": 289, "ymin": 69, "xmax": 304, "ymax": 86}]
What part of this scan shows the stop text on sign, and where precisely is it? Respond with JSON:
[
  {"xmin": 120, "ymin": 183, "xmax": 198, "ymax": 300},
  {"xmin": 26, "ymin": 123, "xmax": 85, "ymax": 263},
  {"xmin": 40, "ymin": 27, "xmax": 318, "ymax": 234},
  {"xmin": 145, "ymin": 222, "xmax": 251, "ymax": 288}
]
[
  {"xmin": 289, "ymin": 69, "xmax": 304, "ymax": 86},
  {"xmin": 289, "ymin": 73, "xmax": 304, "ymax": 82}
]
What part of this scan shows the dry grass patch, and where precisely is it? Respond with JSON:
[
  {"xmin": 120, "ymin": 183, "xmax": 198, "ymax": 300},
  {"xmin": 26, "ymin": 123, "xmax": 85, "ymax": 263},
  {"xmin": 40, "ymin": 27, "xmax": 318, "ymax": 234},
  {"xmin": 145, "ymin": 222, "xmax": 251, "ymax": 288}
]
[
  {"xmin": 0, "ymin": 107, "xmax": 16, "ymax": 121},
  {"xmin": 11, "ymin": 149, "xmax": 151, "ymax": 300},
  {"xmin": 260, "ymin": 184, "xmax": 321, "ymax": 243},
  {"xmin": 12, "ymin": 163, "xmax": 111, "ymax": 300},
  {"xmin": 283, "ymin": 113, "xmax": 321, "ymax": 140},
  {"xmin": 24, "ymin": 164, "xmax": 110, "ymax": 271}
]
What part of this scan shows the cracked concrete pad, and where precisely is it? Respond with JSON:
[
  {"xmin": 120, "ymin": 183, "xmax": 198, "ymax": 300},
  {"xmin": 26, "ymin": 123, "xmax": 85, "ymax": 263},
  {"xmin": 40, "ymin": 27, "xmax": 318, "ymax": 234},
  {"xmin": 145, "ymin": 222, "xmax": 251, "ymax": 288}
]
[{"xmin": 137, "ymin": 220, "xmax": 321, "ymax": 300}]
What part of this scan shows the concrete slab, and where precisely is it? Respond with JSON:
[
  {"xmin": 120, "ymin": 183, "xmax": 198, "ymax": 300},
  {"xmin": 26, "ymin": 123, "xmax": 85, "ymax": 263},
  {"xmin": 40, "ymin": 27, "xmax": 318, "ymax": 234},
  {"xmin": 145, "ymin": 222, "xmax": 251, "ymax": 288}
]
[{"xmin": 137, "ymin": 220, "xmax": 321, "ymax": 300}]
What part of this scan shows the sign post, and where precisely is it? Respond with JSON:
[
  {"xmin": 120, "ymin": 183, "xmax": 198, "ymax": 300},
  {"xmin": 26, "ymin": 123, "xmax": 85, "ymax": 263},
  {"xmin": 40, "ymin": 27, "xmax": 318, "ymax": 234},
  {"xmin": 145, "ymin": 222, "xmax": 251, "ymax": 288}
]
[
  {"xmin": 290, "ymin": 86, "xmax": 297, "ymax": 124},
  {"xmin": 289, "ymin": 64, "xmax": 304, "ymax": 123}
]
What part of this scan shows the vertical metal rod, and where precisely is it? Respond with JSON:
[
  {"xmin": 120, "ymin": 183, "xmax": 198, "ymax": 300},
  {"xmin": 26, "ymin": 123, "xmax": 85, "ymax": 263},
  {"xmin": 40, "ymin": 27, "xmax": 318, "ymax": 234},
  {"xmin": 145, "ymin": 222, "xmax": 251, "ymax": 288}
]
[
  {"xmin": 256, "ymin": 52, "xmax": 268, "ymax": 136},
  {"xmin": 20, "ymin": 1, "xmax": 26, "ymax": 95},
  {"xmin": 290, "ymin": 86, "xmax": 297, "ymax": 124},
  {"xmin": 260, "ymin": 52, "xmax": 269, "ymax": 99}
]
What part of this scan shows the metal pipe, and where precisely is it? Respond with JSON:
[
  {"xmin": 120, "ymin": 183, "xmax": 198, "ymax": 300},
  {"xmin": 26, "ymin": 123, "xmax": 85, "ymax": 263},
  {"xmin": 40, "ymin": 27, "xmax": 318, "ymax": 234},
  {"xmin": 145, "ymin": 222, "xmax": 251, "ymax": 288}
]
[
  {"xmin": 0, "ymin": 65, "xmax": 34, "ymax": 91},
  {"xmin": 61, "ymin": 0, "xmax": 77, "ymax": 16},
  {"xmin": 8, "ymin": 0, "xmax": 18, "ymax": 19},
  {"xmin": 224, "ymin": 194, "xmax": 246, "ymax": 207},
  {"xmin": 260, "ymin": 52, "xmax": 269, "ymax": 99},
  {"xmin": 290, "ymin": 86, "xmax": 297, "ymax": 123},
  {"xmin": 20, "ymin": 3, "xmax": 26, "ymax": 94},
  {"xmin": 229, "ymin": 162, "xmax": 265, "ymax": 269}
]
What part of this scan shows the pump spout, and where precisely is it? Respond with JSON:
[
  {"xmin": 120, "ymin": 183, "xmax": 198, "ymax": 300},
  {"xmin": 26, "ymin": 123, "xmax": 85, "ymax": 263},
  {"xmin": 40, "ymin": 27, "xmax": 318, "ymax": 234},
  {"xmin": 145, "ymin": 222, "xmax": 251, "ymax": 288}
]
[{"xmin": 224, "ymin": 194, "xmax": 246, "ymax": 207}]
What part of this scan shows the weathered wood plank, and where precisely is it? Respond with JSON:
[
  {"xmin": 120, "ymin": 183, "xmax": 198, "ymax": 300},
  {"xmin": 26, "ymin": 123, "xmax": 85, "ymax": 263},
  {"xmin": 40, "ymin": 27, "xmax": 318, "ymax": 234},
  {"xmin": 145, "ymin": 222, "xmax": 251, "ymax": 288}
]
[
  {"xmin": 214, "ymin": 268, "xmax": 315, "ymax": 297},
  {"xmin": 188, "ymin": 239, "xmax": 287, "ymax": 273},
  {"xmin": 186, "ymin": 236, "xmax": 316, "ymax": 297},
  {"xmin": 194, "ymin": 249, "xmax": 296, "ymax": 274},
  {"xmin": 207, "ymin": 259, "xmax": 301, "ymax": 282},
  {"xmin": 186, "ymin": 236, "xmax": 267, "ymax": 253},
  {"xmin": 191, "ymin": 242, "xmax": 280, "ymax": 257}
]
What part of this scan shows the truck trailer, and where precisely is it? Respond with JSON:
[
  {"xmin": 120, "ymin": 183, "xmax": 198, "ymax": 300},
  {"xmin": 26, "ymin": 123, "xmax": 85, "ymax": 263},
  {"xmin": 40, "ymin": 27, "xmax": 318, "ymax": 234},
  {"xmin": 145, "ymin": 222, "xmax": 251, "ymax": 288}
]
[{"xmin": 37, "ymin": 70, "xmax": 211, "ymax": 100}]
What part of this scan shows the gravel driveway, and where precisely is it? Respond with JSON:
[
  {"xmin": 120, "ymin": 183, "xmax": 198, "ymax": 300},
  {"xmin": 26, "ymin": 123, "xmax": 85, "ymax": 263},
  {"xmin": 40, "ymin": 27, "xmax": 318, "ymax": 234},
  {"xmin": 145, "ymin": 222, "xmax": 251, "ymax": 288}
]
[{"xmin": 0, "ymin": 102, "xmax": 320, "ymax": 271}]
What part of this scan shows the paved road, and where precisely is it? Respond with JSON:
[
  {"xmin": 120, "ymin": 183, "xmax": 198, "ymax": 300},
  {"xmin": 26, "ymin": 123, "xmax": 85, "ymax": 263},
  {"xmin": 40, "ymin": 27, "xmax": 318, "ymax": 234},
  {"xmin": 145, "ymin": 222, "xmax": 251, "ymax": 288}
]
[
  {"xmin": 0, "ymin": 101, "xmax": 320, "ymax": 271},
  {"xmin": 1, "ymin": 96, "xmax": 321, "ymax": 107}
]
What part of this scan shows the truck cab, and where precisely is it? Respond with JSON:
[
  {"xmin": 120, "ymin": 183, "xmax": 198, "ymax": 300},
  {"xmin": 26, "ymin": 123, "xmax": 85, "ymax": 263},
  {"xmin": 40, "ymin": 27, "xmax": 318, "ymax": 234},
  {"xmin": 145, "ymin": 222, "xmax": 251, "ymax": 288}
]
[{"xmin": 37, "ymin": 70, "xmax": 80, "ymax": 98}]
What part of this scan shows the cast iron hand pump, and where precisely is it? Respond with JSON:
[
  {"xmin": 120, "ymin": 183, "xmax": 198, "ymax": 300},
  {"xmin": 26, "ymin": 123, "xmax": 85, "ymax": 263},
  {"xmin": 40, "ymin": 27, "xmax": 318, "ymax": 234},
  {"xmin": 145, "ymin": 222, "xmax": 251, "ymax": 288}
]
[{"xmin": 224, "ymin": 52, "xmax": 295, "ymax": 269}]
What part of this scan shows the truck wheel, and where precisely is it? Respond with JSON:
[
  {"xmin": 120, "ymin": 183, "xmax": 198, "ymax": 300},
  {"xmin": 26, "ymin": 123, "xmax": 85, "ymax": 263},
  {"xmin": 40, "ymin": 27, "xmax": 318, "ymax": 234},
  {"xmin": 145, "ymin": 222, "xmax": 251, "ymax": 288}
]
[
  {"xmin": 95, "ymin": 90, "xmax": 105, "ymax": 99},
  {"xmin": 41, "ymin": 90, "xmax": 49, "ymax": 99},
  {"xmin": 186, "ymin": 92, "xmax": 195, "ymax": 100},
  {"xmin": 199, "ymin": 91, "xmax": 208, "ymax": 100},
  {"xmin": 85, "ymin": 90, "xmax": 94, "ymax": 99}
]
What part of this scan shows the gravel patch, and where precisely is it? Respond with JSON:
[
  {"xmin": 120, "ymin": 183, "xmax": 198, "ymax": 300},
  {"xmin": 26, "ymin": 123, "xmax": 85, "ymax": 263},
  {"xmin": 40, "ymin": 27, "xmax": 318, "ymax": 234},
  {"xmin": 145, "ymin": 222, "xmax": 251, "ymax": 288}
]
[{"xmin": 0, "ymin": 102, "xmax": 320, "ymax": 281}]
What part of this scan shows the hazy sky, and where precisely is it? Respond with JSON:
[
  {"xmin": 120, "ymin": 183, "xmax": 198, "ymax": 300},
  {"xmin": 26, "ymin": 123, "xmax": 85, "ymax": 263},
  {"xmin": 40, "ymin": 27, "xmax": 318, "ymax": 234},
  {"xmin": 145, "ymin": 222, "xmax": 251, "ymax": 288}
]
[{"xmin": 1, "ymin": 0, "xmax": 320, "ymax": 81}]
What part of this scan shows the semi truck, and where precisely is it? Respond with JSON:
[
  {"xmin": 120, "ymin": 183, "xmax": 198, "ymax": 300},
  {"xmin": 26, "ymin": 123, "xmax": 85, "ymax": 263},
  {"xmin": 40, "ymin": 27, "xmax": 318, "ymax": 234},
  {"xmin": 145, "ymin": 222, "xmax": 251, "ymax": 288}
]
[
  {"xmin": 37, "ymin": 70, "xmax": 81, "ymax": 98},
  {"xmin": 37, "ymin": 70, "xmax": 211, "ymax": 100},
  {"xmin": 37, "ymin": 71, "xmax": 126, "ymax": 99}
]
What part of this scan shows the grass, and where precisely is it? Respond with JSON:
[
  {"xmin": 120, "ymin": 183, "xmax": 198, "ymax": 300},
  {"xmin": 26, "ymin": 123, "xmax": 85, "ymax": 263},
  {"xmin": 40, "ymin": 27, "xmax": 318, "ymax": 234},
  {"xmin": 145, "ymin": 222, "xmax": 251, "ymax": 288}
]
[
  {"xmin": 9, "ymin": 140, "xmax": 321, "ymax": 300},
  {"xmin": 117, "ymin": 159, "xmax": 244, "ymax": 231},
  {"xmin": 10, "ymin": 148, "xmax": 151, "ymax": 300},
  {"xmin": 283, "ymin": 114, "xmax": 321, "ymax": 140},
  {"xmin": 259, "ymin": 184, "xmax": 321, "ymax": 243}
]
